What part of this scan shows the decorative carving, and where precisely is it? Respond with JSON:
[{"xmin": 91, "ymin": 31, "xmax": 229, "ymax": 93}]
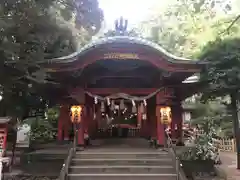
[{"xmin": 115, "ymin": 17, "xmax": 128, "ymax": 35}]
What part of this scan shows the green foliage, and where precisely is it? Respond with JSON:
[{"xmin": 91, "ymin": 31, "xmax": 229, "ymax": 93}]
[
  {"xmin": 30, "ymin": 118, "xmax": 57, "ymax": 143},
  {"xmin": 181, "ymin": 120, "xmax": 218, "ymax": 161},
  {"xmin": 0, "ymin": 0, "xmax": 103, "ymax": 83},
  {"xmin": 0, "ymin": 0, "xmax": 103, "ymax": 116},
  {"xmin": 191, "ymin": 101, "xmax": 232, "ymax": 136},
  {"xmin": 139, "ymin": 0, "xmax": 240, "ymax": 58},
  {"xmin": 198, "ymin": 38, "xmax": 240, "ymax": 99},
  {"xmin": 24, "ymin": 106, "xmax": 60, "ymax": 143}
]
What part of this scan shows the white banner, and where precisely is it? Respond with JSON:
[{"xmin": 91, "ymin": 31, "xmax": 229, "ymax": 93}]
[{"xmin": 16, "ymin": 124, "xmax": 31, "ymax": 148}]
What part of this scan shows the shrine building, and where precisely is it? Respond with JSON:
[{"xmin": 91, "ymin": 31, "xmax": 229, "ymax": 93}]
[{"xmin": 42, "ymin": 19, "xmax": 205, "ymax": 147}]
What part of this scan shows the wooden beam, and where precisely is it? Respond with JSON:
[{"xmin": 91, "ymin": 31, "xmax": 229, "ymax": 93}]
[{"xmin": 88, "ymin": 75, "xmax": 154, "ymax": 84}]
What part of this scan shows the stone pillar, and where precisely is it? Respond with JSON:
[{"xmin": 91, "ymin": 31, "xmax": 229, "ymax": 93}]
[{"xmin": 58, "ymin": 105, "xmax": 71, "ymax": 141}]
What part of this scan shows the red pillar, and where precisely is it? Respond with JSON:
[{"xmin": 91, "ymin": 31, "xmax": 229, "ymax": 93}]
[
  {"xmin": 2, "ymin": 124, "xmax": 8, "ymax": 150},
  {"xmin": 156, "ymin": 106, "xmax": 165, "ymax": 147},
  {"xmin": 137, "ymin": 104, "xmax": 142, "ymax": 128},
  {"xmin": 58, "ymin": 106, "xmax": 71, "ymax": 141},
  {"xmin": 171, "ymin": 106, "xmax": 177, "ymax": 140},
  {"xmin": 77, "ymin": 106, "xmax": 85, "ymax": 146},
  {"xmin": 155, "ymin": 92, "xmax": 165, "ymax": 147}
]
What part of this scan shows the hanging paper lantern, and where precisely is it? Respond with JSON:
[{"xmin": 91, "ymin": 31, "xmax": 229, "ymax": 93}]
[
  {"xmin": 160, "ymin": 106, "xmax": 172, "ymax": 124},
  {"xmin": 70, "ymin": 105, "xmax": 82, "ymax": 123},
  {"xmin": 120, "ymin": 99, "xmax": 125, "ymax": 110},
  {"xmin": 100, "ymin": 101, "xmax": 105, "ymax": 112}
]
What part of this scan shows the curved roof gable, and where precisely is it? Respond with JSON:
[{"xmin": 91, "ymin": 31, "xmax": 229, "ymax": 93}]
[{"xmin": 50, "ymin": 36, "xmax": 201, "ymax": 64}]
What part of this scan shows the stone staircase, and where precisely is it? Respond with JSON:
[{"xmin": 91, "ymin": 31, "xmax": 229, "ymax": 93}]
[{"xmin": 67, "ymin": 145, "xmax": 178, "ymax": 180}]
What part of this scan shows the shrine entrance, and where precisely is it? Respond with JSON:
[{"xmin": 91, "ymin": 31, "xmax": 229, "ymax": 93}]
[
  {"xmin": 95, "ymin": 99, "xmax": 140, "ymax": 139},
  {"xmin": 43, "ymin": 19, "xmax": 204, "ymax": 148}
]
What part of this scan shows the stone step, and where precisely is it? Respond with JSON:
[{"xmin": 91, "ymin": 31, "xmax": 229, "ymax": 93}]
[
  {"xmin": 71, "ymin": 158, "xmax": 173, "ymax": 166},
  {"xmin": 68, "ymin": 173, "xmax": 177, "ymax": 180},
  {"xmin": 74, "ymin": 151, "xmax": 170, "ymax": 159},
  {"xmin": 69, "ymin": 165, "xmax": 176, "ymax": 174}
]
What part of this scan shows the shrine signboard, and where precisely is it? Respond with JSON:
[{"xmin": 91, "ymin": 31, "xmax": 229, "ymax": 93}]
[{"xmin": 104, "ymin": 53, "xmax": 140, "ymax": 60}]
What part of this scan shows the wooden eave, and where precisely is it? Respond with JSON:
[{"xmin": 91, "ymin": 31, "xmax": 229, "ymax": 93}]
[{"xmin": 41, "ymin": 36, "xmax": 205, "ymax": 73}]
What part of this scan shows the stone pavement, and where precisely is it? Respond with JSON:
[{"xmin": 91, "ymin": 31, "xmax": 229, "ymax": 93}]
[{"xmin": 218, "ymin": 152, "xmax": 240, "ymax": 180}]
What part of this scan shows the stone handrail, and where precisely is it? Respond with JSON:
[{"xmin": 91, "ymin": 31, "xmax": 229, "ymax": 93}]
[
  {"xmin": 165, "ymin": 131, "xmax": 188, "ymax": 180},
  {"xmin": 59, "ymin": 130, "xmax": 77, "ymax": 180}
]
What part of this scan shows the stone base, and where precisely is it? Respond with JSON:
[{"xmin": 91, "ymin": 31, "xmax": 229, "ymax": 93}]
[
  {"xmin": 156, "ymin": 144, "xmax": 164, "ymax": 148},
  {"xmin": 77, "ymin": 144, "xmax": 85, "ymax": 151}
]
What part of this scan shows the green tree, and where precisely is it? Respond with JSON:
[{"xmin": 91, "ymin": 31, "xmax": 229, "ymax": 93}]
[
  {"xmin": 190, "ymin": 101, "xmax": 233, "ymax": 137},
  {"xmin": 198, "ymin": 37, "xmax": 240, "ymax": 169},
  {"xmin": 139, "ymin": 0, "xmax": 240, "ymax": 58},
  {"xmin": 0, "ymin": 0, "xmax": 103, "ymax": 117},
  {"xmin": 0, "ymin": 0, "xmax": 103, "ymax": 84}
]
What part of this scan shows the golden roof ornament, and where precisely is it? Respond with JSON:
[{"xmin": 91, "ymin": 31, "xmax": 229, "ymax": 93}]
[{"xmin": 115, "ymin": 17, "xmax": 128, "ymax": 35}]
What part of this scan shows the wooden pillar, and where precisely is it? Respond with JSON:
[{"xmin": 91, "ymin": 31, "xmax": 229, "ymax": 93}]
[
  {"xmin": 137, "ymin": 104, "xmax": 142, "ymax": 128},
  {"xmin": 70, "ymin": 88, "xmax": 85, "ymax": 147},
  {"xmin": 156, "ymin": 106, "xmax": 165, "ymax": 147},
  {"xmin": 177, "ymin": 105, "xmax": 183, "ymax": 141},
  {"xmin": 140, "ymin": 104, "xmax": 147, "ymax": 137},
  {"xmin": 77, "ymin": 106, "xmax": 85, "ymax": 146},
  {"xmin": 171, "ymin": 106, "xmax": 177, "ymax": 140},
  {"xmin": 172, "ymin": 103, "xmax": 183, "ymax": 141},
  {"xmin": 58, "ymin": 105, "xmax": 71, "ymax": 141}
]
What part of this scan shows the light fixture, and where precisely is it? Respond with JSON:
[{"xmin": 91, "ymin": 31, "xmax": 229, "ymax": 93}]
[{"xmin": 160, "ymin": 106, "xmax": 172, "ymax": 124}]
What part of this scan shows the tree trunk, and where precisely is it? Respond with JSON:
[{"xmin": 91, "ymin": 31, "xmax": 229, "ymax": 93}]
[{"xmin": 230, "ymin": 92, "xmax": 240, "ymax": 169}]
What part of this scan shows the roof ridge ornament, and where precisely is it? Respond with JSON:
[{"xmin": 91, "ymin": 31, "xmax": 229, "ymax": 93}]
[{"xmin": 115, "ymin": 17, "xmax": 128, "ymax": 35}]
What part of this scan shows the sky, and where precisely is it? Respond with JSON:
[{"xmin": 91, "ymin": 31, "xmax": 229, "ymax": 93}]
[{"xmin": 98, "ymin": 0, "xmax": 160, "ymax": 29}]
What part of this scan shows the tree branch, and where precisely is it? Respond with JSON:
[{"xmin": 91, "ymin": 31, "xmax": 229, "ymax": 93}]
[{"xmin": 221, "ymin": 14, "xmax": 240, "ymax": 35}]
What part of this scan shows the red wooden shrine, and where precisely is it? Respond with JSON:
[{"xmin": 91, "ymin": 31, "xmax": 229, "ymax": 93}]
[{"xmin": 42, "ymin": 20, "xmax": 205, "ymax": 147}]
